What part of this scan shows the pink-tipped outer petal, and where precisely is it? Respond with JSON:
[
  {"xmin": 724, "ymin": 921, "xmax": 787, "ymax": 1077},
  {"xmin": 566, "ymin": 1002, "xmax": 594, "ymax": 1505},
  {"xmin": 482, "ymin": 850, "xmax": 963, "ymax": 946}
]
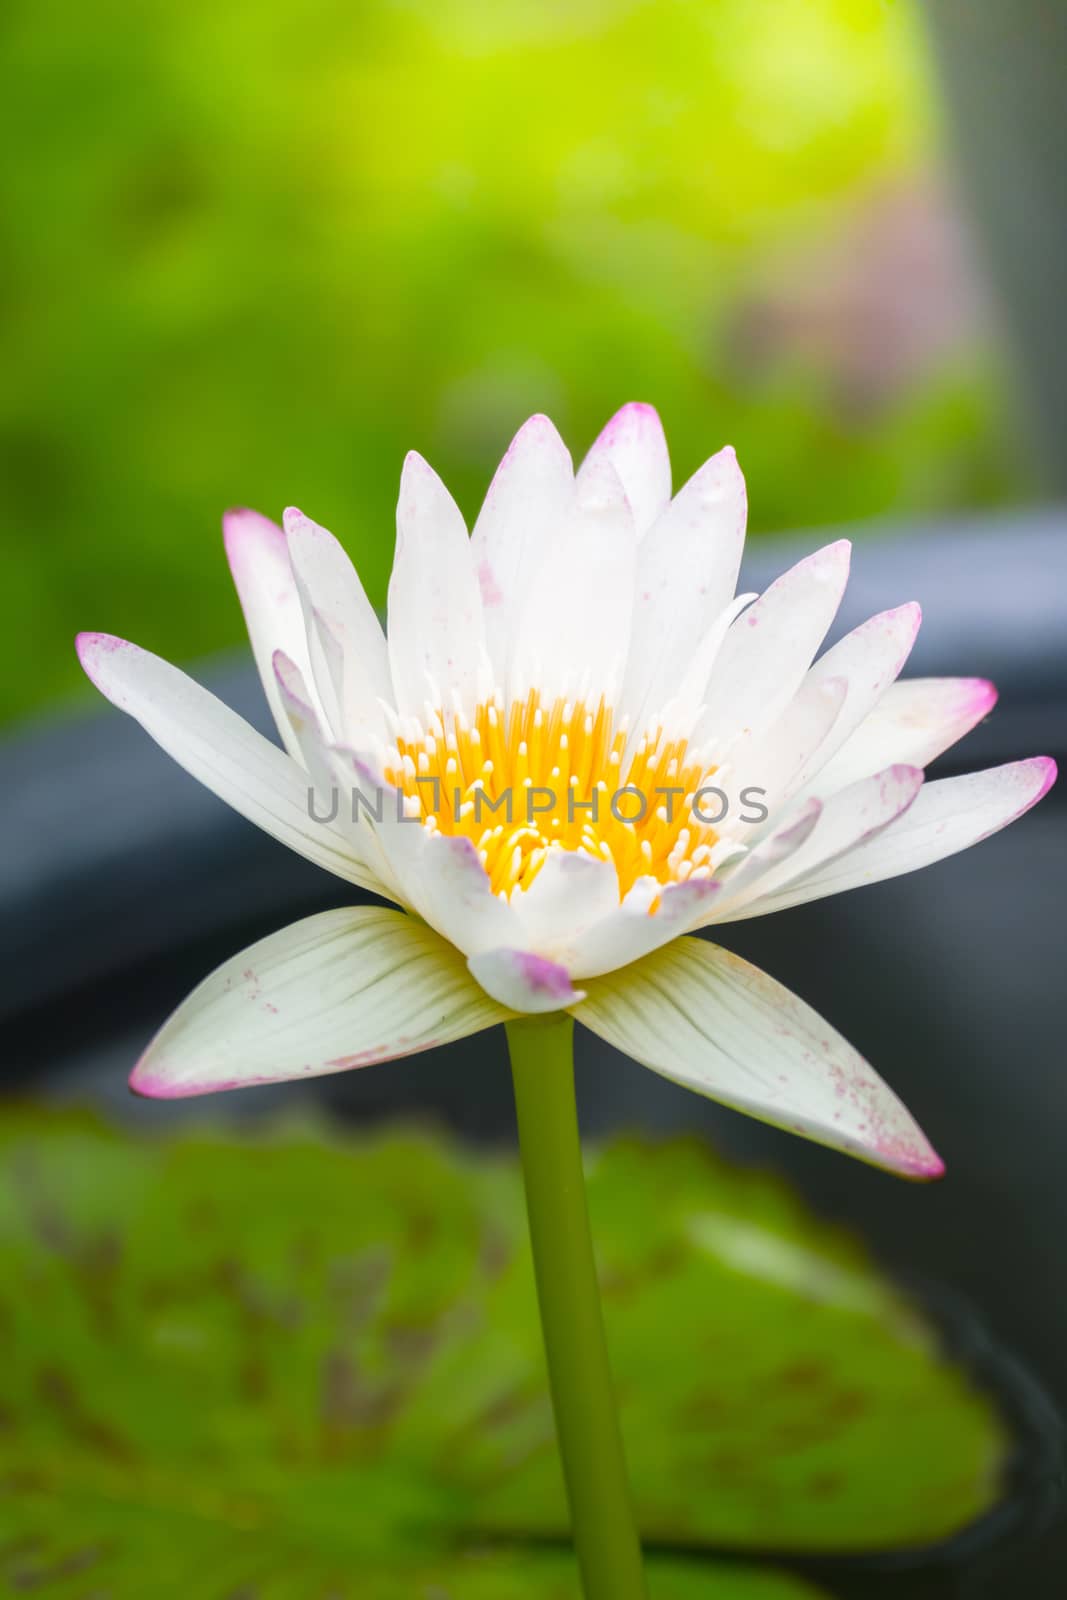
[
  {"xmin": 791, "ymin": 602, "xmax": 924, "ymax": 796},
  {"xmin": 222, "ymin": 507, "xmax": 318, "ymax": 760},
  {"xmin": 806, "ymin": 675, "xmax": 1001, "ymax": 798},
  {"xmin": 577, "ymin": 401, "xmax": 672, "ymax": 537}
]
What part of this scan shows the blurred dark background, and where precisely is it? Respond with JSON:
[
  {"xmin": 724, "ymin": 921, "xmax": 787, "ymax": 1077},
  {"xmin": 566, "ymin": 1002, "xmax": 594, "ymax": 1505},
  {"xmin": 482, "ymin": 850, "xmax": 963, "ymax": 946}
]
[{"xmin": 2, "ymin": 0, "xmax": 1066, "ymax": 1595}]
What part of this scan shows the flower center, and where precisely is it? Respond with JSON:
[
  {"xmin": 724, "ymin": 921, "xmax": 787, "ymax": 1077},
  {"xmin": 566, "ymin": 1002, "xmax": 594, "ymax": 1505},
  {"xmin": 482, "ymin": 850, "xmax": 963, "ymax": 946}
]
[{"xmin": 382, "ymin": 691, "xmax": 719, "ymax": 901}]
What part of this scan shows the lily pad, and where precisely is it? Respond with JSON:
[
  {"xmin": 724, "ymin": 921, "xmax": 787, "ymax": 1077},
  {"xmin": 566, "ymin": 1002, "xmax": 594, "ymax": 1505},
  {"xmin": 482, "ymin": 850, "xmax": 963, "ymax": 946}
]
[{"xmin": 0, "ymin": 1110, "xmax": 1006, "ymax": 1595}]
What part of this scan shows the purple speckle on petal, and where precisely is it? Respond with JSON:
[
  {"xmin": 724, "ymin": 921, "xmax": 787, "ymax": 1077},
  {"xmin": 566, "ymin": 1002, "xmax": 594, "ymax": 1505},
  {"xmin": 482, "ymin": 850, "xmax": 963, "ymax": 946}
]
[
  {"xmin": 478, "ymin": 558, "xmax": 505, "ymax": 608},
  {"xmin": 513, "ymin": 951, "xmax": 578, "ymax": 1002}
]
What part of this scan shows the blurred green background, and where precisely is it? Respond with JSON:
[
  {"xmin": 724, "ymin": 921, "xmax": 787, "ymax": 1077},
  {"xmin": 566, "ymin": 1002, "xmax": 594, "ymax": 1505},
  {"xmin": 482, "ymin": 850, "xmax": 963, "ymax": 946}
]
[{"xmin": 0, "ymin": 0, "xmax": 1029, "ymax": 726}]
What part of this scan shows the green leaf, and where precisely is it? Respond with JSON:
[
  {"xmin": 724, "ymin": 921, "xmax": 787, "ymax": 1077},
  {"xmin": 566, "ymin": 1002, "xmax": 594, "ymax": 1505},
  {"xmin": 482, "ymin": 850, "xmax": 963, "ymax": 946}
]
[
  {"xmin": 450, "ymin": 1138, "xmax": 1008, "ymax": 1550},
  {"xmin": 0, "ymin": 1109, "xmax": 1005, "ymax": 1595}
]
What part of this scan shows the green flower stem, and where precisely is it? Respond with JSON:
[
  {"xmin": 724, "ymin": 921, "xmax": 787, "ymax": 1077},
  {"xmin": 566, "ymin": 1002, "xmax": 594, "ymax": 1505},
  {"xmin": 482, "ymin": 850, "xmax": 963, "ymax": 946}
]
[{"xmin": 506, "ymin": 1013, "xmax": 648, "ymax": 1600}]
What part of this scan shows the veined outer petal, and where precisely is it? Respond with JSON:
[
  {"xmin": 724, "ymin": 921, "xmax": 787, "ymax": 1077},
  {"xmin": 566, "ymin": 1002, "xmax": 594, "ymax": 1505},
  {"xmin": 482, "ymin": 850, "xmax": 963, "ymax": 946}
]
[
  {"xmin": 387, "ymin": 452, "xmax": 490, "ymax": 718},
  {"xmin": 223, "ymin": 508, "xmax": 322, "ymax": 761},
  {"xmin": 283, "ymin": 507, "xmax": 394, "ymax": 742},
  {"xmin": 805, "ymin": 676, "xmax": 999, "ymax": 797},
  {"xmin": 576, "ymin": 936, "xmax": 943, "ymax": 1178},
  {"xmin": 469, "ymin": 414, "xmax": 575, "ymax": 687},
  {"xmin": 576, "ymin": 401, "xmax": 671, "ymax": 538},
  {"xmin": 737, "ymin": 756, "xmax": 1057, "ymax": 917},
  {"xmin": 621, "ymin": 445, "xmax": 747, "ymax": 735},
  {"xmin": 131, "ymin": 906, "xmax": 513, "ymax": 1097},
  {"xmin": 75, "ymin": 633, "xmax": 385, "ymax": 894}
]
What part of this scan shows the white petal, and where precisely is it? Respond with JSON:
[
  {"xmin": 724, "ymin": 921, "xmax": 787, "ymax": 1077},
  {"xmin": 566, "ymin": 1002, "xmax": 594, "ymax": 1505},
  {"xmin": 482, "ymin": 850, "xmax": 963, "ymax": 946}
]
[
  {"xmin": 283, "ymin": 507, "xmax": 393, "ymax": 740},
  {"xmin": 469, "ymin": 414, "xmax": 575, "ymax": 686},
  {"xmin": 695, "ymin": 540, "xmax": 852, "ymax": 753},
  {"xmin": 569, "ymin": 876, "xmax": 721, "ymax": 978},
  {"xmin": 734, "ymin": 757, "xmax": 1056, "ymax": 917},
  {"xmin": 621, "ymin": 445, "xmax": 747, "ymax": 733},
  {"xmin": 646, "ymin": 590, "xmax": 758, "ymax": 744},
  {"xmin": 788, "ymin": 603, "xmax": 922, "ymax": 798},
  {"xmin": 719, "ymin": 674, "xmax": 847, "ymax": 827},
  {"xmin": 404, "ymin": 829, "xmax": 526, "ymax": 957},
  {"xmin": 511, "ymin": 847, "xmax": 620, "ymax": 952},
  {"xmin": 577, "ymin": 937, "xmax": 943, "ymax": 1178},
  {"xmin": 387, "ymin": 452, "xmax": 489, "ymax": 717},
  {"xmin": 131, "ymin": 906, "xmax": 511, "ymax": 1097},
  {"xmin": 708, "ymin": 797, "xmax": 823, "ymax": 909},
  {"xmin": 273, "ymin": 653, "xmax": 399, "ymax": 896},
  {"xmin": 806, "ymin": 676, "xmax": 999, "ymax": 797},
  {"xmin": 468, "ymin": 948, "xmax": 584, "ymax": 1012},
  {"xmin": 714, "ymin": 764, "xmax": 924, "ymax": 922},
  {"xmin": 339, "ymin": 752, "xmax": 526, "ymax": 957},
  {"xmin": 222, "ymin": 508, "xmax": 321, "ymax": 760},
  {"xmin": 509, "ymin": 454, "xmax": 637, "ymax": 705},
  {"xmin": 577, "ymin": 402, "xmax": 671, "ymax": 537},
  {"xmin": 272, "ymin": 648, "xmax": 333, "ymax": 782},
  {"xmin": 76, "ymin": 633, "xmax": 385, "ymax": 893}
]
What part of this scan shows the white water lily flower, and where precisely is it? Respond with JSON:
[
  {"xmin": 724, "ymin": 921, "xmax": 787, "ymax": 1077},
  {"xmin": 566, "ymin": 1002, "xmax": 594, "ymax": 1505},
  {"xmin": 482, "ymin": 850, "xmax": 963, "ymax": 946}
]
[{"xmin": 77, "ymin": 404, "xmax": 1055, "ymax": 1178}]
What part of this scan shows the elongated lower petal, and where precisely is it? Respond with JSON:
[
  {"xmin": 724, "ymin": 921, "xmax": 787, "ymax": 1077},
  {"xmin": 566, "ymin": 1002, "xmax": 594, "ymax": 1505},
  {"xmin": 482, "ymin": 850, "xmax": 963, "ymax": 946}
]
[
  {"xmin": 576, "ymin": 937, "xmax": 943, "ymax": 1178},
  {"xmin": 76, "ymin": 633, "xmax": 385, "ymax": 893},
  {"xmin": 132, "ymin": 906, "xmax": 512, "ymax": 1097}
]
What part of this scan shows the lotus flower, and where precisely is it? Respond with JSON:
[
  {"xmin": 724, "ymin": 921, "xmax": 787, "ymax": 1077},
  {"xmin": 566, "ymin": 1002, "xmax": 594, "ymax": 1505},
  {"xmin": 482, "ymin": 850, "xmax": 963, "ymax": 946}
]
[{"xmin": 77, "ymin": 405, "xmax": 1054, "ymax": 1176}]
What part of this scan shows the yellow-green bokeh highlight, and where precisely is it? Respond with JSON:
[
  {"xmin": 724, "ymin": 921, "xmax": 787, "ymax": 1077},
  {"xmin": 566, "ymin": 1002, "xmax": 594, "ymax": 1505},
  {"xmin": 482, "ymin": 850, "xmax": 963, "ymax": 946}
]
[{"xmin": 0, "ymin": 0, "xmax": 1020, "ymax": 724}]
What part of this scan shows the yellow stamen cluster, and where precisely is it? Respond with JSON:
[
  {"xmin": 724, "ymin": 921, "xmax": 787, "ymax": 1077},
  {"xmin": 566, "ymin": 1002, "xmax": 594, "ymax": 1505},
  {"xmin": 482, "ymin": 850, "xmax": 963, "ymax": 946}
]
[{"xmin": 381, "ymin": 691, "xmax": 718, "ymax": 903}]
